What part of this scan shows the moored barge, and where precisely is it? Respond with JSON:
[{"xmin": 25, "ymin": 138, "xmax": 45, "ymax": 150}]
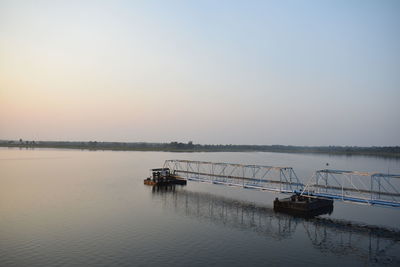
[
  {"xmin": 274, "ymin": 194, "xmax": 333, "ymax": 217},
  {"xmin": 144, "ymin": 168, "xmax": 187, "ymax": 186}
]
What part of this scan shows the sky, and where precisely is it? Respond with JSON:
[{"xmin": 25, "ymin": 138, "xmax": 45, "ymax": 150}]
[{"xmin": 0, "ymin": 0, "xmax": 399, "ymax": 146}]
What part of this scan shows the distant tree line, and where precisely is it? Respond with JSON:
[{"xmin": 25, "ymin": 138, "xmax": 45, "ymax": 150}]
[{"xmin": 0, "ymin": 139, "xmax": 399, "ymax": 157}]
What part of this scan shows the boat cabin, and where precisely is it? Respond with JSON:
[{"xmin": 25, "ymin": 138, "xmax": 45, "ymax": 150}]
[{"xmin": 151, "ymin": 168, "xmax": 172, "ymax": 180}]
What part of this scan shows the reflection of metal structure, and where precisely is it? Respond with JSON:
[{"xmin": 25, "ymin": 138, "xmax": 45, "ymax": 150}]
[
  {"xmin": 304, "ymin": 220, "xmax": 400, "ymax": 264},
  {"xmin": 152, "ymin": 186, "xmax": 298, "ymax": 240},
  {"xmin": 151, "ymin": 186, "xmax": 400, "ymax": 264},
  {"xmin": 162, "ymin": 160, "xmax": 400, "ymax": 208},
  {"xmin": 302, "ymin": 170, "xmax": 400, "ymax": 207},
  {"xmin": 163, "ymin": 160, "xmax": 303, "ymax": 193}
]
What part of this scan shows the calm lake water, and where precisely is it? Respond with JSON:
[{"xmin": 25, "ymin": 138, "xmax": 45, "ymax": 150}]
[{"xmin": 1, "ymin": 147, "xmax": 400, "ymax": 266}]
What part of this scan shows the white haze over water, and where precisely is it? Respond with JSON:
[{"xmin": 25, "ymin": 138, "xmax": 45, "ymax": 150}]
[{"xmin": 0, "ymin": 0, "xmax": 399, "ymax": 146}]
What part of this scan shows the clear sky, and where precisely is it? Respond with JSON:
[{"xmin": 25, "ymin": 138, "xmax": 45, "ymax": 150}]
[{"xmin": 0, "ymin": 0, "xmax": 399, "ymax": 146}]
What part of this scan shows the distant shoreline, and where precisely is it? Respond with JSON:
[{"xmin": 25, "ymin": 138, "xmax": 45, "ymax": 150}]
[{"xmin": 1, "ymin": 140, "xmax": 399, "ymax": 158}]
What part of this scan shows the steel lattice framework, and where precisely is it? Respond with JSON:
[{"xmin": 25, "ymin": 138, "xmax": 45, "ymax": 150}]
[
  {"xmin": 301, "ymin": 169, "xmax": 400, "ymax": 207},
  {"xmin": 161, "ymin": 160, "xmax": 400, "ymax": 207},
  {"xmin": 163, "ymin": 159, "xmax": 303, "ymax": 193}
]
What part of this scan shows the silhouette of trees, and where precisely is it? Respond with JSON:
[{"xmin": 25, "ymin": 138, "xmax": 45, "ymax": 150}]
[{"xmin": 0, "ymin": 139, "xmax": 398, "ymax": 157}]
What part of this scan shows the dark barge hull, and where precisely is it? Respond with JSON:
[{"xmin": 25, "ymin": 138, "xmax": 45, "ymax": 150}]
[
  {"xmin": 274, "ymin": 195, "xmax": 333, "ymax": 217},
  {"xmin": 144, "ymin": 177, "xmax": 187, "ymax": 186},
  {"xmin": 152, "ymin": 178, "xmax": 187, "ymax": 186}
]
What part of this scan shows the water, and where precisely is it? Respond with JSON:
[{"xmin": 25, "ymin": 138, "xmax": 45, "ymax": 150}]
[{"xmin": 1, "ymin": 147, "xmax": 399, "ymax": 266}]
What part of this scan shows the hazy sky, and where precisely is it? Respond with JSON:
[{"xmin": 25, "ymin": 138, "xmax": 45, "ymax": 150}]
[{"xmin": 0, "ymin": 0, "xmax": 399, "ymax": 146}]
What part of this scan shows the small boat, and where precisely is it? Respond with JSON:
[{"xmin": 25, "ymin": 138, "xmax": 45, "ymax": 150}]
[{"xmin": 144, "ymin": 168, "xmax": 187, "ymax": 186}]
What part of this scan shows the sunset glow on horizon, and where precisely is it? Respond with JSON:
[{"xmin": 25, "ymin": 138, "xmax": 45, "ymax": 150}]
[{"xmin": 1, "ymin": 0, "xmax": 399, "ymax": 146}]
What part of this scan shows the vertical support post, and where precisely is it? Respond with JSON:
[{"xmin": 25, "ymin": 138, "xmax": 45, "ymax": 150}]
[
  {"xmin": 378, "ymin": 176, "xmax": 381, "ymax": 200},
  {"xmin": 370, "ymin": 175, "xmax": 373, "ymax": 201},
  {"xmin": 325, "ymin": 172, "xmax": 328, "ymax": 193},
  {"xmin": 186, "ymin": 161, "xmax": 189, "ymax": 179},
  {"xmin": 211, "ymin": 163, "xmax": 214, "ymax": 182},
  {"xmin": 242, "ymin": 166, "xmax": 245, "ymax": 186},
  {"xmin": 342, "ymin": 174, "xmax": 344, "ymax": 201}
]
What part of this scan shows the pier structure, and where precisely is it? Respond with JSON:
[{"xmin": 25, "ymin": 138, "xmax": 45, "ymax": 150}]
[
  {"xmin": 161, "ymin": 159, "xmax": 400, "ymax": 208},
  {"xmin": 163, "ymin": 159, "xmax": 303, "ymax": 193}
]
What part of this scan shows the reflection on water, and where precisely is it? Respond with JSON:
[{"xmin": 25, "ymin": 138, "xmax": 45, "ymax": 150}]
[
  {"xmin": 1, "ymin": 148, "xmax": 399, "ymax": 266},
  {"xmin": 151, "ymin": 185, "xmax": 400, "ymax": 265}
]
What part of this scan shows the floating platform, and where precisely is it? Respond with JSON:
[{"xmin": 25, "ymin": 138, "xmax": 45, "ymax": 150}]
[
  {"xmin": 274, "ymin": 194, "xmax": 333, "ymax": 217},
  {"xmin": 144, "ymin": 177, "xmax": 187, "ymax": 186},
  {"xmin": 144, "ymin": 167, "xmax": 187, "ymax": 186}
]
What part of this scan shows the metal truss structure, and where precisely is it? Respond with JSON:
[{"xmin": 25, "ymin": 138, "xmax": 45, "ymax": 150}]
[
  {"xmin": 162, "ymin": 160, "xmax": 400, "ymax": 208},
  {"xmin": 301, "ymin": 169, "xmax": 400, "ymax": 207},
  {"xmin": 163, "ymin": 159, "xmax": 303, "ymax": 193}
]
